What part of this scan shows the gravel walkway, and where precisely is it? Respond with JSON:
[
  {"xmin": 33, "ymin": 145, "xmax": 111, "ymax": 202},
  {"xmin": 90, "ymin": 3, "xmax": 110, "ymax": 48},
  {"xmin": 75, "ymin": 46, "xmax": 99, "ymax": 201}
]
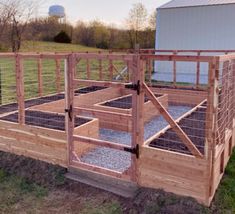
[{"xmin": 81, "ymin": 105, "xmax": 192, "ymax": 172}]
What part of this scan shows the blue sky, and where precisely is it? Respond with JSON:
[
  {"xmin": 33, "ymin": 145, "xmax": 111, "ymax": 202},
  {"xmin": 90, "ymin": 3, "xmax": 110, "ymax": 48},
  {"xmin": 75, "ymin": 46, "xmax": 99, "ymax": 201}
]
[{"xmin": 39, "ymin": 0, "xmax": 169, "ymax": 26}]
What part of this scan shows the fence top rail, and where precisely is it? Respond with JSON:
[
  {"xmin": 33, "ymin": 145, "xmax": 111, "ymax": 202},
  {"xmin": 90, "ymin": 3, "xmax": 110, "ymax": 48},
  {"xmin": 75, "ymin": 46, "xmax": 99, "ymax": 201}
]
[
  {"xmin": 138, "ymin": 49, "xmax": 235, "ymax": 54},
  {"xmin": 218, "ymin": 53, "xmax": 235, "ymax": 62},
  {"xmin": 0, "ymin": 52, "xmax": 69, "ymax": 59},
  {"xmin": 140, "ymin": 54, "xmax": 218, "ymax": 63},
  {"xmin": 0, "ymin": 52, "xmax": 224, "ymax": 63}
]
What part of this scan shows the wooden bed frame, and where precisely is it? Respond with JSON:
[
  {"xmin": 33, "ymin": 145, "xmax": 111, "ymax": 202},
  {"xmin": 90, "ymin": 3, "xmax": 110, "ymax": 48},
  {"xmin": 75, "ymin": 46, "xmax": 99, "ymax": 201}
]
[{"xmin": 0, "ymin": 51, "xmax": 234, "ymax": 206}]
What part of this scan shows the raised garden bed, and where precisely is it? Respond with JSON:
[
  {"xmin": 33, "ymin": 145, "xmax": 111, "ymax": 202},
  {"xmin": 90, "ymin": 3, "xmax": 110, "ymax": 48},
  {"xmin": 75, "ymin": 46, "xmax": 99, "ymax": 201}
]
[
  {"xmin": 0, "ymin": 110, "xmax": 90, "ymax": 131},
  {"xmin": 0, "ymin": 86, "xmax": 107, "ymax": 115},
  {"xmin": 101, "ymin": 94, "xmax": 161, "ymax": 109},
  {"xmin": 150, "ymin": 107, "xmax": 206, "ymax": 155}
]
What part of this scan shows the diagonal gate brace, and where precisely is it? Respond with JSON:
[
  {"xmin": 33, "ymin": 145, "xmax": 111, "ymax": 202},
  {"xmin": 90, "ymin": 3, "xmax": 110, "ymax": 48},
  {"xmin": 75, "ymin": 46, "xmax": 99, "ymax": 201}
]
[{"xmin": 143, "ymin": 83, "xmax": 203, "ymax": 158}]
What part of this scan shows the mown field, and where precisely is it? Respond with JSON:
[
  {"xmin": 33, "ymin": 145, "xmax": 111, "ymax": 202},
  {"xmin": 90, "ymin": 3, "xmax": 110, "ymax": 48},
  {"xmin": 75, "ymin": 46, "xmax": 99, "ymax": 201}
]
[
  {"xmin": 0, "ymin": 150, "xmax": 234, "ymax": 214},
  {"xmin": 0, "ymin": 41, "xmax": 128, "ymax": 104}
]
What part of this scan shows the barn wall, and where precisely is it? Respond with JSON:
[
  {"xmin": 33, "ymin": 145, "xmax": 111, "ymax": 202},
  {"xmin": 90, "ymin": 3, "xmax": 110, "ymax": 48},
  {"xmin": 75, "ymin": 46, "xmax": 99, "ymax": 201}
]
[{"xmin": 154, "ymin": 4, "xmax": 235, "ymax": 84}]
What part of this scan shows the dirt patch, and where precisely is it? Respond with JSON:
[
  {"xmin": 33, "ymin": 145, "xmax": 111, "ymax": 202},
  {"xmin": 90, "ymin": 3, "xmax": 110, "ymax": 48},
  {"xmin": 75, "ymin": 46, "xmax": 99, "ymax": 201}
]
[
  {"xmin": 150, "ymin": 107, "xmax": 206, "ymax": 155},
  {"xmin": 0, "ymin": 110, "xmax": 91, "ymax": 131},
  {"xmin": 0, "ymin": 151, "xmax": 207, "ymax": 214},
  {"xmin": 102, "ymin": 94, "xmax": 162, "ymax": 109}
]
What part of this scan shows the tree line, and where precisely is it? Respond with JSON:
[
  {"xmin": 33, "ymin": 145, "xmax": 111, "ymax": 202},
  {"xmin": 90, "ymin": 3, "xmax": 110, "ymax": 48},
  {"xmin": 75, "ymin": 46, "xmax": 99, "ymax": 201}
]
[{"xmin": 0, "ymin": 1, "xmax": 156, "ymax": 51}]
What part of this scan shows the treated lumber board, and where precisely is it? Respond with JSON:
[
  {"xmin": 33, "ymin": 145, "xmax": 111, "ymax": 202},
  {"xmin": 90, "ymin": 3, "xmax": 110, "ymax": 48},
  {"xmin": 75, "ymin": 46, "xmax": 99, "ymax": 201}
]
[
  {"xmin": 0, "ymin": 129, "xmax": 65, "ymax": 149},
  {"xmin": 16, "ymin": 55, "xmax": 25, "ymax": 124},
  {"xmin": 140, "ymin": 146, "xmax": 207, "ymax": 169},
  {"xmin": 66, "ymin": 167, "xmax": 137, "ymax": 198},
  {"xmin": 37, "ymin": 57, "xmax": 43, "ymax": 96},
  {"xmin": 139, "ymin": 170, "xmax": 206, "ymax": 202},
  {"xmin": 140, "ymin": 54, "xmax": 215, "ymax": 63},
  {"xmin": 143, "ymin": 83, "xmax": 203, "ymax": 158},
  {"xmin": 73, "ymin": 135, "xmax": 131, "ymax": 151},
  {"xmin": 0, "ymin": 137, "xmax": 67, "ymax": 167},
  {"xmin": 70, "ymin": 161, "xmax": 130, "ymax": 180},
  {"xmin": 0, "ymin": 120, "xmax": 67, "ymax": 140},
  {"xmin": 140, "ymin": 168, "xmax": 206, "ymax": 194},
  {"xmin": 73, "ymin": 79, "xmax": 127, "ymax": 89},
  {"xmin": 55, "ymin": 58, "xmax": 61, "ymax": 93},
  {"xmin": 140, "ymin": 158, "xmax": 206, "ymax": 182}
]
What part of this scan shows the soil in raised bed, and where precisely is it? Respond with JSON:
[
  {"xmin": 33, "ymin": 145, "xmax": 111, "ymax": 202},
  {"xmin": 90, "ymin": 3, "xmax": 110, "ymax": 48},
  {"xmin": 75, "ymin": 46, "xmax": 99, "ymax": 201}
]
[
  {"xmin": 0, "ymin": 86, "xmax": 106, "ymax": 115},
  {"xmin": 101, "ymin": 94, "xmax": 162, "ymax": 109},
  {"xmin": 0, "ymin": 110, "xmax": 90, "ymax": 131},
  {"xmin": 150, "ymin": 107, "xmax": 206, "ymax": 155},
  {"xmin": 75, "ymin": 86, "xmax": 107, "ymax": 95}
]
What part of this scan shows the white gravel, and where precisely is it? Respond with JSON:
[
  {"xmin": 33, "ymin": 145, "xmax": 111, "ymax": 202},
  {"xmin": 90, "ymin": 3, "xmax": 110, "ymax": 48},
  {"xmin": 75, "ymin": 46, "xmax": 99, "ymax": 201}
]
[{"xmin": 81, "ymin": 105, "xmax": 192, "ymax": 172}]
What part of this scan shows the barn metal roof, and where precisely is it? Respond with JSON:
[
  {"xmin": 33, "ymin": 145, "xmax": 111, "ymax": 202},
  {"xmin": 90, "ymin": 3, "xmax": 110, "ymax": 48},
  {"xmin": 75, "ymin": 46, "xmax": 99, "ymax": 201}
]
[{"xmin": 159, "ymin": 0, "xmax": 235, "ymax": 9}]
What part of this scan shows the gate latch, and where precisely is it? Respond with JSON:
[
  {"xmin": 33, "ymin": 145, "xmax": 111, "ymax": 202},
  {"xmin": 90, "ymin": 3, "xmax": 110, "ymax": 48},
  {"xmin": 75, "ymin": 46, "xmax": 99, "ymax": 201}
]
[
  {"xmin": 125, "ymin": 80, "xmax": 140, "ymax": 95},
  {"xmin": 124, "ymin": 144, "xmax": 139, "ymax": 159},
  {"xmin": 65, "ymin": 105, "xmax": 73, "ymax": 121}
]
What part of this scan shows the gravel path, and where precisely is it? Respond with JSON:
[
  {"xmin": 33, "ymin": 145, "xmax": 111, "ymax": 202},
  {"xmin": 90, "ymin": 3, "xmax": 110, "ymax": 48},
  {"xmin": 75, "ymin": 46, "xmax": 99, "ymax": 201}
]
[{"xmin": 81, "ymin": 105, "xmax": 192, "ymax": 172}]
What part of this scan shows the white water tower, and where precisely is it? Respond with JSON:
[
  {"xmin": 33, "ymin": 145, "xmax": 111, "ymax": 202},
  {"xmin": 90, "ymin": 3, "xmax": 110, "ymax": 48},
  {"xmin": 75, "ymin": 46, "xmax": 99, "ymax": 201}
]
[{"xmin": 49, "ymin": 5, "xmax": 66, "ymax": 23}]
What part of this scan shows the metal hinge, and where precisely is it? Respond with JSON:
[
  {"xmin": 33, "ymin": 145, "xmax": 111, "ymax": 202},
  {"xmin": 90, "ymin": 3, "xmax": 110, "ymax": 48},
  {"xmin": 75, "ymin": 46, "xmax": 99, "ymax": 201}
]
[
  {"xmin": 124, "ymin": 144, "xmax": 139, "ymax": 159},
  {"xmin": 65, "ymin": 105, "xmax": 73, "ymax": 122},
  {"xmin": 125, "ymin": 80, "xmax": 140, "ymax": 95}
]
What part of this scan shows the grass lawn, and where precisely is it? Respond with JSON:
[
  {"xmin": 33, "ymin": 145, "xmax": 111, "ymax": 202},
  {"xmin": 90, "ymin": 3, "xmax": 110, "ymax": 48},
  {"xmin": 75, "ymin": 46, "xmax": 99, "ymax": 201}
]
[
  {"xmin": 0, "ymin": 150, "xmax": 234, "ymax": 214},
  {"xmin": 0, "ymin": 41, "xmax": 128, "ymax": 104},
  {"xmin": 20, "ymin": 41, "xmax": 101, "ymax": 52}
]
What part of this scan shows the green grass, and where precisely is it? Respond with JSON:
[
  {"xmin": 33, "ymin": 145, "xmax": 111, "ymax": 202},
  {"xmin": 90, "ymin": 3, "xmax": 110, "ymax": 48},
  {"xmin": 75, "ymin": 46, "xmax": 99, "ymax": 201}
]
[
  {"xmin": 20, "ymin": 41, "xmax": 101, "ymax": 52},
  {"xmin": 0, "ymin": 151, "xmax": 234, "ymax": 213},
  {"xmin": 212, "ymin": 150, "xmax": 235, "ymax": 213},
  {"xmin": 0, "ymin": 41, "xmax": 129, "ymax": 104},
  {"xmin": 0, "ymin": 170, "xmax": 47, "ymax": 213}
]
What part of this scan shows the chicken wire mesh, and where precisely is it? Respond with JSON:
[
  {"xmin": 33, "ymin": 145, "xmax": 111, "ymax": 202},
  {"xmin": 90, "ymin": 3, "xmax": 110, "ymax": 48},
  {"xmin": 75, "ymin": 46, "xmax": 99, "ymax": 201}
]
[
  {"xmin": 215, "ymin": 59, "xmax": 235, "ymax": 145},
  {"xmin": 143, "ymin": 55, "xmax": 210, "ymax": 156}
]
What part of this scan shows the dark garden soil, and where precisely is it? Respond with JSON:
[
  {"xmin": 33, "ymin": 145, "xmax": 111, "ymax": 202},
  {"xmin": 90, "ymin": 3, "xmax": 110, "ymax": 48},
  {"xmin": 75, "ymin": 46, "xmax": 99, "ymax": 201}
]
[
  {"xmin": 0, "ymin": 86, "xmax": 106, "ymax": 115},
  {"xmin": 150, "ymin": 107, "xmax": 206, "ymax": 155},
  {"xmin": 102, "ymin": 94, "xmax": 162, "ymax": 109},
  {"xmin": 0, "ymin": 110, "xmax": 90, "ymax": 131}
]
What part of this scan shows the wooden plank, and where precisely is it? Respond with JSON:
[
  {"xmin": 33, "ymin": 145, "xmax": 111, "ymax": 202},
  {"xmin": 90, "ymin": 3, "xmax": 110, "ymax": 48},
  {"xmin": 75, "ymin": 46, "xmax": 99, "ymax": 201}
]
[
  {"xmin": 86, "ymin": 59, "xmax": 90, "ymax": 79},
  {"xmin": 73, "ymin": 79, "xmax": 127, "ymax": 89},
  {"xmin": 173, "ymin": 51, "xmax": 177, "ymax": 86},
  {"xmin": 73, "ymin": 135, "xmax": 130, "ymax": 151},
  {"xmin": 55, "ymin": 58, "xmax": 61, "ymax": 93},
  {"xmin": 70, "ymin": 161, "xmax": 130, "ymax": 180},
  {"xmin": 143, "ymin": 83, "xmax": 203, "ymax": 158},
  {"xmin": 141, "ymin": 54, "xmax": 215, "ymax": 63},
  {"xmin": 196, "ymin": 51, "xmax": 201, "ymax": 88},
  {"xmin": 65, "ymin": 55, "xmax": 75, "ymax": 166},
  {"xmin": 131, "ymin": 55, "xmax": 145, "ymax": 182},
  {"xmin": 15, "ymin": 55, "xmax": 25, "ymax": 124},
  {"xmin": 37, "ymin": 57, "xmax": 43, "ymax": 96}
]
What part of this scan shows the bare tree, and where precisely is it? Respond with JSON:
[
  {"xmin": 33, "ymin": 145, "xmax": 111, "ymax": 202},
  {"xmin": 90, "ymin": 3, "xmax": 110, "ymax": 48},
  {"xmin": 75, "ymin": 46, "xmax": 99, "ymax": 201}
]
[
  {"xmin": 149, "ymin": 10, "xmax": 157, "ymax": 30},
  {"xmin": 126, "ymin": 3, "xmax": 148, "ymax": 48},
  {"xmin": 0, "ymin": 0, "xmax": 38, "ymax": 51}
]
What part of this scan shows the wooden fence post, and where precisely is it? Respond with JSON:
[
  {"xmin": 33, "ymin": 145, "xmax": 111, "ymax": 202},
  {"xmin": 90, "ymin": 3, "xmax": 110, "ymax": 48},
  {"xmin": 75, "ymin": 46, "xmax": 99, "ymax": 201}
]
[
  {"xmin": 98, "ymin": 51, "xmax": 103, "ymax": 81},
  {"xmin": 37, "ymin": 57, "xmax": 43, "ymax": 97},
  {"xmin": 131, "ymin": 54, "xmax": 145, "ymax": 182},
  {"xmin": 205, "ymin": 57, "xmax": 220, "ymax": 202},
  {"xmin": 86, "ymin": 58, "xmax": 90, "ymax": 79},
  {"xmin": 55, "ymin": 58, "xmax": 61, "ymax": 93},
  {"xmin": 15, "ymin": 54, "xmax": 25, "ymax": 125},
  {"xmin": 109, "ymin": 51, "xmax": 113, "ymax": 81},
  {"xmin": 196, "ymin": 51, "xmax": 201, "ymax": 88},
  {"xmin": 173, "ymin": 51, "xmax": 177, "ymax": 86},
  {"xmin": 65, "ymin": 54, "xmax": 75, "ymax": 166}
]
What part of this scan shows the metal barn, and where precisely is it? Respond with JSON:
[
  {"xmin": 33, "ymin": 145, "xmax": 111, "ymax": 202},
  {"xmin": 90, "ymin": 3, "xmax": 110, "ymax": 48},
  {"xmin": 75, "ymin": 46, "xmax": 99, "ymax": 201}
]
[{"xmin": 154, "ymin": 0, "xmax": 235, "ymax": 85}]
